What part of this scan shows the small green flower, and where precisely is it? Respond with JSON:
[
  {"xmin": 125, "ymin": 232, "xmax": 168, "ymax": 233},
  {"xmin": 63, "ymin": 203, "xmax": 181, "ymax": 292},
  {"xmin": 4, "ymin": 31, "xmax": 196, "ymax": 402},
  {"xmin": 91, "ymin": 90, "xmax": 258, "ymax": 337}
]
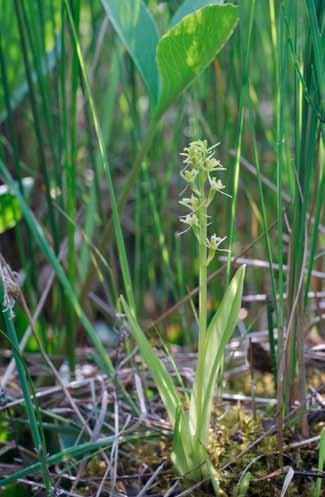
[
  {"xmin": 210, "ymin": 177, "xmax": 226, "ymax": 192},
  {"xmin": 203, "ymin": 157, "xmax": 225, "ymax": 173},
  {"xmin": 208, "ymin": 177, "xmax": 231, "ymax": 204},
  {"xmin": 179, "ymin": 140, "xmax": 229, "ymax": 249},
  {"xmin": 180, "ymin": 168, "xmax": 199, "ymax": 183},
  {"xmin": 179, "ymin": 213, "xmax": 199, "ymax": 228},
  {"xmin": 207, "ymin": 234, "xmax": 227, "ymax": 250},
  {"xmin": 178, "ymin": 213, "xmax": 200, "ymax": 237},
  {"xmin": 179, "ymin": 194, "xmax": 201, "ymax": 211},
  {"xmin": 206, "ymin": 234, "xmax": 228, "ymax": 265}
]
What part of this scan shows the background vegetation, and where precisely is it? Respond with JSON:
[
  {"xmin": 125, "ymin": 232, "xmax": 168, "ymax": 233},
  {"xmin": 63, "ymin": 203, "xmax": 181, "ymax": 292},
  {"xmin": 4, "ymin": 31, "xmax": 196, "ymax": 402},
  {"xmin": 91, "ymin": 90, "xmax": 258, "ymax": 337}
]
[{"xmin": 0, "ymin": 0, "xmax": 324, "ymax": 495}]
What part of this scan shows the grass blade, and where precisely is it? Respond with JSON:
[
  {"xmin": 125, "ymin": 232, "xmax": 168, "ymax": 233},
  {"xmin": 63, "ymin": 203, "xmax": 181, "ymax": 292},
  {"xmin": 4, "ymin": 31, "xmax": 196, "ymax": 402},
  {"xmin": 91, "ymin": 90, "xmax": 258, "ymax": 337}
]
[{"xmin": 121, "ymin": 296, "xmax": 181, "ymax": 425}]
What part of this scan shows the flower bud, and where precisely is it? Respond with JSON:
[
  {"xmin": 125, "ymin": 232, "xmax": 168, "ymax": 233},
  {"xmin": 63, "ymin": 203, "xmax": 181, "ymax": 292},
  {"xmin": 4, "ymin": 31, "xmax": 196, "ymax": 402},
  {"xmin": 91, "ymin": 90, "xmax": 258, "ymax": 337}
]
[
  {"xmin": 207, "ymin": 234, "xmax": 227, "ymax": 250},
  {"xmin": 206, "ymin": 234, "xmax": 227, "ymax": 265}
]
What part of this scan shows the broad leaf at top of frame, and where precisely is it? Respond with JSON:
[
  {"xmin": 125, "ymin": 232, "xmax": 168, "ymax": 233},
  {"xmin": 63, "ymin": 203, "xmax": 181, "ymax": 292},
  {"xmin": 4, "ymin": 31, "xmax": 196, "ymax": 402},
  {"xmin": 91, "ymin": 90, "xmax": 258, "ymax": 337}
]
[
  {"xmin": 155, "ymin": 4, "xmax": 238, "ymax": 117},
  {"xmin": 102, "ymin": 1, "xmax": 238, "ymax": 117}
]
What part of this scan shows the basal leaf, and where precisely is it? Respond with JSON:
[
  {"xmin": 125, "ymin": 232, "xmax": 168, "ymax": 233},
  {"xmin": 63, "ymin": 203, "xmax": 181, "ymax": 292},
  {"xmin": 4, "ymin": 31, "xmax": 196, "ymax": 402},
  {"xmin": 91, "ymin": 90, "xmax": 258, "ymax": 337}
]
[
  {"xmin": 170, "ymin": 0, "xmax": 224, "ymax": 28},
  {"xmin": 205, "ymin": 265, "xmax": 246, "ymax": 382},
  {"xmin": 121, "ymin": 296, "xmax": 181, "ymax": 424},
  {"xmin": 190, "ymin": 265, "xmax": 245, "ymax": 442},
  {"xmin": 171, "ymin": 406, "xmax": 193, "ymax": 476},
  {"xmin": 201, "ymin": 265, "xmax": 245, "ymax": 439},
  {"xmin": 155, "ymin": 4, "xmax": 238, "ymax": 117},
  {"xmin": 172, "ymin": 405, "xmax": 208, "ymax": 479},
  {"xmin": 101, "ymin": 0, "xmax": 159, "ymax": 104}
]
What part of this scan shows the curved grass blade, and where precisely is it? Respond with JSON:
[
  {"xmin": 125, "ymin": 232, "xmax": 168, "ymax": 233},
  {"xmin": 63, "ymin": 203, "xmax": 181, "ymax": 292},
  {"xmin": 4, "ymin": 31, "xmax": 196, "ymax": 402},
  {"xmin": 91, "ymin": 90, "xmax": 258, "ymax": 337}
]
[
  {"xmin": 0, "ymin": 281, "xmax": 51, "ymax": 491},
  {"xmin": 121, "ymin": 296, "xmax": 181, "ymax": 424}
]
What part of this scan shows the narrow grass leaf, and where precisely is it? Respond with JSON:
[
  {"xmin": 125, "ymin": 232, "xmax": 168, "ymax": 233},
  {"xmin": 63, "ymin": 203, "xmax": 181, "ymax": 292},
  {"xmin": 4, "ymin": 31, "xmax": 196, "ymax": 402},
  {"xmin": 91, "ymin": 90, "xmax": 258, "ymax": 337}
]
[
  {"xmin": 64, "ymin": 0, "xmax": 136, "ymax": 313},
  {"xmin": 0, "ymin": 280, "xmax": 50, "ymax": 490}
]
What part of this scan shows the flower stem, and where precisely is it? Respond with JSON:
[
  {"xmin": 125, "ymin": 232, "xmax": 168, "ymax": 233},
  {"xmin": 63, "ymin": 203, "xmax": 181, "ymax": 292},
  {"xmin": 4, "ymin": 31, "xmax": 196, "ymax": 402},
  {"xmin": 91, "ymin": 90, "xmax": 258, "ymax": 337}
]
[{"xmin": 195, "ymin": 171, "xmax": 208, "ymax": 443}]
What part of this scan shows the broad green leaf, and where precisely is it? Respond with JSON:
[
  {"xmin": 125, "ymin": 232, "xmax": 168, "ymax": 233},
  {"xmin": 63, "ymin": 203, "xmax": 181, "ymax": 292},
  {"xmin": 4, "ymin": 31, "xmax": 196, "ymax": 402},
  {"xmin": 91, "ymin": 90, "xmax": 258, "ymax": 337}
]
[
  {"xmin": 121, "ymin": 296, "xmax": 181, "ymax": 424},
  {"xmin": 190, "ymin": 265, "xmax": 245, "ymax": 441},
  {"xmin": 170, "ymin": 0, "xmax": 224, "ymax": 28},
  {"xmin": 0, "ymin": 177, "xmax": 34, "ymax": 234},
  {"xmin": 101, "ymin": 0, "xmax": 159, "ymax": 104},
  {"xmin": 103, "ymin": 2, "xmax": 238, "ymax": 117},
  {"xmin": 155, "ymin": 4, "xmax": 238, "ymax": 117}
]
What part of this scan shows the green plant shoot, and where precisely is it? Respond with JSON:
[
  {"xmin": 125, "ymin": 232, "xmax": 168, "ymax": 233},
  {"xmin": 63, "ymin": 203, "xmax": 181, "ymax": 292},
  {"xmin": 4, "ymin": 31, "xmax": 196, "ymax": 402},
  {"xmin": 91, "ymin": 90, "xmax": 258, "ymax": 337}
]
[{"xmin": 122, "ymin": 140, "xmax": 245, "ymax": 492}]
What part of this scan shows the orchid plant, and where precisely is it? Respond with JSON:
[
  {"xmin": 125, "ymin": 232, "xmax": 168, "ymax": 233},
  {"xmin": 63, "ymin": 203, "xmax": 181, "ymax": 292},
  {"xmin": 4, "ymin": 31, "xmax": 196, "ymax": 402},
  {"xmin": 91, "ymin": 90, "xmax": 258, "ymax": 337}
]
[{"xmin": 121, "ymin": 140, "xmax": 245, "ymax": 494}]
